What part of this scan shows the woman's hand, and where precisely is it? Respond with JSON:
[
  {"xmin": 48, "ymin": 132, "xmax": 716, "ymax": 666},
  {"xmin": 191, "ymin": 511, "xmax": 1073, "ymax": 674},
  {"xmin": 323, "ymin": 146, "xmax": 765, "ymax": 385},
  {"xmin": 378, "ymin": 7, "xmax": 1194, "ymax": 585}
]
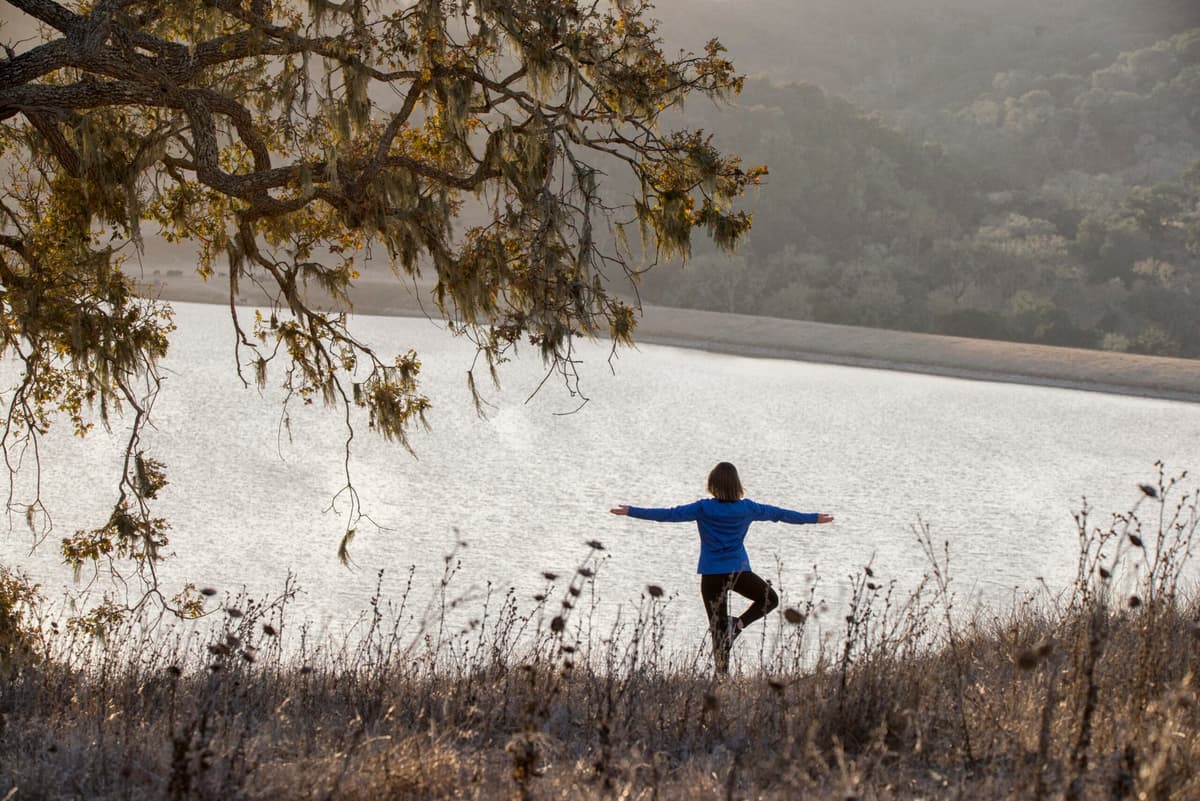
[
  {"xmin": 817, "ymin": 513, "xmax": 834, "ymax": 523},
  {"xmin": 610, "ymin": 505, "xmax": 630, "ymax": 516}
]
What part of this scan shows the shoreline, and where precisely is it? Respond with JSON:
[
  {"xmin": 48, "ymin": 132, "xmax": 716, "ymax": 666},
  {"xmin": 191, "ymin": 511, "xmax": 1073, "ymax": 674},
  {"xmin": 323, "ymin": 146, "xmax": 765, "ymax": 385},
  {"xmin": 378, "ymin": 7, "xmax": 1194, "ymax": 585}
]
[
  {"xmin": 138, "ymin": 275, "xmax": 1200, "ymax": 404},
  {"xmin": 629, "ymin": 305, "xmax": 1200, "ymax": 404}
]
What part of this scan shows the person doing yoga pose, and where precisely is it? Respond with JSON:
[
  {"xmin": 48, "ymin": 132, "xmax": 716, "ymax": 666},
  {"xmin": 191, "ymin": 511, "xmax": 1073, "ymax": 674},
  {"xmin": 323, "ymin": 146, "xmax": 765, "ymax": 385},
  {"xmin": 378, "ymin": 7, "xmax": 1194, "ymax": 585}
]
[{"xmin": 611, "ymin": 461, "xmax": 833, "ymax": 674}]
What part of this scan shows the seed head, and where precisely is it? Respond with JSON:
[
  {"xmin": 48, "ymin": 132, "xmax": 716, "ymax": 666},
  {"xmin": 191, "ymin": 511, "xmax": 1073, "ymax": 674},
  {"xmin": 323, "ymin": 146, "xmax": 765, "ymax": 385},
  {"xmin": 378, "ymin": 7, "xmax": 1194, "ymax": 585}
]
[
  {"xmin": 550, "ymin": 615, "xmax": 565, "ymax": 633},
  {"xmin": 585, "ymin": 539, "xmax": 606, "ymax": 551},
  {"xmin": 262, "ymin": 623, "xmax": 277, "ymax": 637},
  {"xmin": 1128, "ymin": 533, "xmax": 1144, "ymax": 548},
  {"xmin": 199, "ymin": 587, "xmax": 217, "ymax": 597},
  {"xmin": 1099, "ymin": 567, "xmax": 1112, "ymax": 580},
  {"xmin": 646, "ymin": 584, "xmax": 664, "ymax": 598},
  {"xmin": 1128, "ymin": 595, "xmax": 1142, "ymax": 609},
  {"xmin": 226, "ymin": 607, "xmax": 244, "ymax": 619},
  {"xmin": 1138, "ymin": 483, "xmax": 1158, "ymax": 499},
  {"xmin": 783, "ymin": 608, "xmax": 806, "ymax": 625},
  {"xmin": 577, "ymin": 567, "xmax": 595, "ymax": 578},
  {"xmin": 541, "ymin": 572, "xmax": 559, "ymax": 581}
]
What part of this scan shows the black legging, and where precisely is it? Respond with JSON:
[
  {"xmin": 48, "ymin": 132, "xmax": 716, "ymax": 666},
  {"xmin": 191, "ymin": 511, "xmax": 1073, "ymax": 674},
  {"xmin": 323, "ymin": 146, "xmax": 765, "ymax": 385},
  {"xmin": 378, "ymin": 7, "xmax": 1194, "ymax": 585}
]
[{"xmin": 700, "ymin": 571, "xmax": 780, "ymax": 671}]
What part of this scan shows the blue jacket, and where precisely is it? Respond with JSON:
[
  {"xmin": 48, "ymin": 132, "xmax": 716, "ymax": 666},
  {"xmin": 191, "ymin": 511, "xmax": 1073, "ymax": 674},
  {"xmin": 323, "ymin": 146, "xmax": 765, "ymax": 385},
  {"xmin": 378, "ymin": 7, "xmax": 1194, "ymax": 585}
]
[{"xmin": 626, "ymin": 498, "xmax": 820, "ymax": 574}]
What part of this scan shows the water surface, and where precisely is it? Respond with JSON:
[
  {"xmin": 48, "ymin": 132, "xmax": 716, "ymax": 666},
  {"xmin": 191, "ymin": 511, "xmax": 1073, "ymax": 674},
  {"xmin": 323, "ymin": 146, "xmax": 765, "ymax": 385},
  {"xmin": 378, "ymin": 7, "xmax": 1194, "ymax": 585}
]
[{"xmin": 2, "ymin": 302, "xmax": 1197, "ymax": 653}]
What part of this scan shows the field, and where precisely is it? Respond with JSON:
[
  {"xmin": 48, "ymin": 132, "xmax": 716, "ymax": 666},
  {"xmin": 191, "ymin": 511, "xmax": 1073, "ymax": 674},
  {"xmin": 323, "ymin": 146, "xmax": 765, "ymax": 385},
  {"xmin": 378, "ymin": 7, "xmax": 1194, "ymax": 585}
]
[{"xmin": 1, "ymin": 472, "xmax": 1198, "ymax": 801}]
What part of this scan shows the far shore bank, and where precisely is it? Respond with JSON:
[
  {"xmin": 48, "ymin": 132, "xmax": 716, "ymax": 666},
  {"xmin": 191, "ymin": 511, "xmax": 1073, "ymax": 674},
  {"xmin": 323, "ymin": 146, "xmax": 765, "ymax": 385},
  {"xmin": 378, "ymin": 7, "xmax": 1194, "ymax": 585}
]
[{"xmin": 137, "ymin": 274, "xmax": 1200, "ymax": 404}]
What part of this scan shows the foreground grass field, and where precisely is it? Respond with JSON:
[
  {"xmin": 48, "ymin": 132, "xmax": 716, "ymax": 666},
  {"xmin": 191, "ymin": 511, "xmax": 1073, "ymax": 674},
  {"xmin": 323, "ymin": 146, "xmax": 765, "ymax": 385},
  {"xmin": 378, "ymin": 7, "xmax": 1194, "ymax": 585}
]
[{"xmin": 2, "ymin": 473, "xmax": 1198, "ymax": 800}]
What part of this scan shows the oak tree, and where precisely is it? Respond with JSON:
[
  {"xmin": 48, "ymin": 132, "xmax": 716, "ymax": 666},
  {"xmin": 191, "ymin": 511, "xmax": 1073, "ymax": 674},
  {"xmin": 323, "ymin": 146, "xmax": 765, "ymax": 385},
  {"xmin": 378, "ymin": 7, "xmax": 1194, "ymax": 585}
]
[{"xmin": 0, "ymin": 0, "xmax": 761, "ymax": 608}]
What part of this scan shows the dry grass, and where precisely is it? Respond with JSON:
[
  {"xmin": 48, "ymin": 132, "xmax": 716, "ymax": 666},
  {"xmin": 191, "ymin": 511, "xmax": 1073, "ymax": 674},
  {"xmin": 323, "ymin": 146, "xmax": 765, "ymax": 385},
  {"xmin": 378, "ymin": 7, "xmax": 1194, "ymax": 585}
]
[{"xmin": 2, "ymin": 471, "xmax": 1199, "ymax": 801}]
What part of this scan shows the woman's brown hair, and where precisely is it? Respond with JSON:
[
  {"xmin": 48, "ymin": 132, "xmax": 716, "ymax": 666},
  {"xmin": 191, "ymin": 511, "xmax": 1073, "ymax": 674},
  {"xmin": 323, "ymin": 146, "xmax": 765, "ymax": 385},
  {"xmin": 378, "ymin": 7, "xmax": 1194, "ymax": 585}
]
[{"xmin": 707, "ymin": 462, "xmax": 745, "ymax": 502}]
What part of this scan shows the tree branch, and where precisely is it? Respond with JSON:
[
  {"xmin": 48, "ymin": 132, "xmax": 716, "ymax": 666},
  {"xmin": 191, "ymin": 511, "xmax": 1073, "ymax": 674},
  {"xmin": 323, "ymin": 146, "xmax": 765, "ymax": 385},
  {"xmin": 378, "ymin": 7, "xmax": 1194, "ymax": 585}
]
[{"xmin": 3, "ymin": 0, "xmax": 80, "ymax": 35}]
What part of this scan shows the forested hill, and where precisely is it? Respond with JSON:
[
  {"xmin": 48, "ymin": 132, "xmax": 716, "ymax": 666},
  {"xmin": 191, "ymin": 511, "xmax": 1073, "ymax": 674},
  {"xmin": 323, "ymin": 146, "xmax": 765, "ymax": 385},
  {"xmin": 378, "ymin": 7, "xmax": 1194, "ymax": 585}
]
[
  {"xmin": 637, "ymin": 2, "xmax": 1200, "ymax": 357},
  {"xmin": 654, "ymin": 0, "xmax": 1199, "ymax": 113}
]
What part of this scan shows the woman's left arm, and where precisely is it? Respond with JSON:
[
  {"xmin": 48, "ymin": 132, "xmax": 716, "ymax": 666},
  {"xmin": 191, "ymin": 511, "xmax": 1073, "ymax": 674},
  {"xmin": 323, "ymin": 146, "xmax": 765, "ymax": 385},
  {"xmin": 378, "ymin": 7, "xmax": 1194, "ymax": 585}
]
[{"xmin": 611, "ymin": 502, "xmax": 701, "ymax": 522}]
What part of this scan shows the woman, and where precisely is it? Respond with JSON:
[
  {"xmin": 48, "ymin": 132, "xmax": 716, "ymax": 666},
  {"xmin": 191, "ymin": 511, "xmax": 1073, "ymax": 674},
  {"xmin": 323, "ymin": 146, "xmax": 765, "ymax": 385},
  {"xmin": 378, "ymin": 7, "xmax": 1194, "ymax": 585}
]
[{"xmin": 611, "ymin": 461, "xmax": 833, "ymax": 673}]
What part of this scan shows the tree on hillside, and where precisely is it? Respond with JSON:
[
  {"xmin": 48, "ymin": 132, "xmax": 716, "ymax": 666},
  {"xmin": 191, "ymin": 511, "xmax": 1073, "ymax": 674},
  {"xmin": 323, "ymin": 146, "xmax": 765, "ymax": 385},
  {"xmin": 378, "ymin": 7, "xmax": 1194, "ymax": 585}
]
[{"xmin": 0, "ymin": 0, "xmax": 761, "ymax": 611}]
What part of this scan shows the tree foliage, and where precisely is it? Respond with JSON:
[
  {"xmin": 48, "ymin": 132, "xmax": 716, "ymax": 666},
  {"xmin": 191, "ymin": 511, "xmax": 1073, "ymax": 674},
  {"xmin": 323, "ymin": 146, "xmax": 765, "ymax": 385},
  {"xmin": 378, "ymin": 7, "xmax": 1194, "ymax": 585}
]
[{"xmin": 0, "ymin": 0, "xmax": 761, "ymax": 605}]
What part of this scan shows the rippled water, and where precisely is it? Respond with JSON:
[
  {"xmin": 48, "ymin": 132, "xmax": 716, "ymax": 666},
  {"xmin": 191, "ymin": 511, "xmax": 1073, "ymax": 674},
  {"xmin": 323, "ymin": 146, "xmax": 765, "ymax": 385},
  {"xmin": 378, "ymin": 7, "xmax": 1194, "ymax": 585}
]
[{"xmin": 3, "ymin": 302, "xmax": 1199, "ymax": 651}]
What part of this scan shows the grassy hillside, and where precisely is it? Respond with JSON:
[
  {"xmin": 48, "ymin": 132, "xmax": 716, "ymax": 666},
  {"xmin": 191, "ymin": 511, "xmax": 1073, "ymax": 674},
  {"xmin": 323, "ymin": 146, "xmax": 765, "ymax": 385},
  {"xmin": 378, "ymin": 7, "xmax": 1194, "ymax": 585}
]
[{"xmin": 2, "ymin": 477, "xmax": 1198, "ymax": 800}]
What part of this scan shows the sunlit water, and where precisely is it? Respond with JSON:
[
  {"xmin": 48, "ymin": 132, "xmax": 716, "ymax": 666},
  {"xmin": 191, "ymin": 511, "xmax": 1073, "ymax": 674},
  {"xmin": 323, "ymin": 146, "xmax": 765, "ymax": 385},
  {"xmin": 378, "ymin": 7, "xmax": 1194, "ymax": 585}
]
[{"xmin": 2, "ymin": 302, "xmax": 1198, "ymax": 657}]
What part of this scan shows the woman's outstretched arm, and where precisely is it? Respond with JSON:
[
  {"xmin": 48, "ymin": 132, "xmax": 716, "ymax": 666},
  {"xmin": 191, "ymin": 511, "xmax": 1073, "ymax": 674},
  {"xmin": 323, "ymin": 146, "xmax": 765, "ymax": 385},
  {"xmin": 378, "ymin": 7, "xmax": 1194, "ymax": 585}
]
[
  {"xmin": 609, "ymin": 502, "xmax": 701, "ymax": 522},
  {"xmin": 747, "ymin": 501, "xmax": 835, "ymax": 524}
]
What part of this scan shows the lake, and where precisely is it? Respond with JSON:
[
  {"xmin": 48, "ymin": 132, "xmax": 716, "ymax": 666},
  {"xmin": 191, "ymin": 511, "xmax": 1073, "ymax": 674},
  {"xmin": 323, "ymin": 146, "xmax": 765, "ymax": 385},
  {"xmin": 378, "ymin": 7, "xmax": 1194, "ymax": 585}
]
[{"xmin": 2, "ymin": 302, "xmax": 1198, "ymax": 656}]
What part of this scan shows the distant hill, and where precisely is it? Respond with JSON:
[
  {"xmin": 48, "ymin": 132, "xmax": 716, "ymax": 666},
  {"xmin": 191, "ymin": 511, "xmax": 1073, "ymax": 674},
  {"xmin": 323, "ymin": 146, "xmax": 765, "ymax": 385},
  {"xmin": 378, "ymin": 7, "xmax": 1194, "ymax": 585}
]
[
  {"xmin": 652, "ymin": 0, "xmax": 1200, "ymax": 112},
  {"xmin": 637, "ymin": 29, "xmax": 1200, "ymax": 355}
]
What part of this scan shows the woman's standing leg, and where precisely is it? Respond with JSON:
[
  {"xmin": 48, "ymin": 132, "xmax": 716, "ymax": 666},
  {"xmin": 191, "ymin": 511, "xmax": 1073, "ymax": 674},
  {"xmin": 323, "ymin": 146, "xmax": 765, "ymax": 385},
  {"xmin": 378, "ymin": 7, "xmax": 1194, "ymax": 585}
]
[{"xmin": 700, "ymin": 573, "xmax": 733, "ymax": 673}]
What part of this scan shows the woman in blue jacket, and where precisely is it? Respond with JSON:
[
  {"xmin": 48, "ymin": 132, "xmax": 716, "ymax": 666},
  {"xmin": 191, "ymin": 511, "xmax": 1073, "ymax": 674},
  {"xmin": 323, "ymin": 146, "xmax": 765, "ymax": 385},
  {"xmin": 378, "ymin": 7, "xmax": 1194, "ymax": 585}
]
[{"xmin": 611, "ymin": 461, "xmax": 833, "ymax": 673}]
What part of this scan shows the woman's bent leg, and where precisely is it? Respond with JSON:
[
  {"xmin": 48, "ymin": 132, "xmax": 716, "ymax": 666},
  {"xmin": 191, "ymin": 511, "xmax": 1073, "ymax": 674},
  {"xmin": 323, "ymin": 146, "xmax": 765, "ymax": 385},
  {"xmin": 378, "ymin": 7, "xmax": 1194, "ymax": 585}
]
[{"xmin": 728, "ymin": 571, "xmax": 779, "ymax": 629}]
